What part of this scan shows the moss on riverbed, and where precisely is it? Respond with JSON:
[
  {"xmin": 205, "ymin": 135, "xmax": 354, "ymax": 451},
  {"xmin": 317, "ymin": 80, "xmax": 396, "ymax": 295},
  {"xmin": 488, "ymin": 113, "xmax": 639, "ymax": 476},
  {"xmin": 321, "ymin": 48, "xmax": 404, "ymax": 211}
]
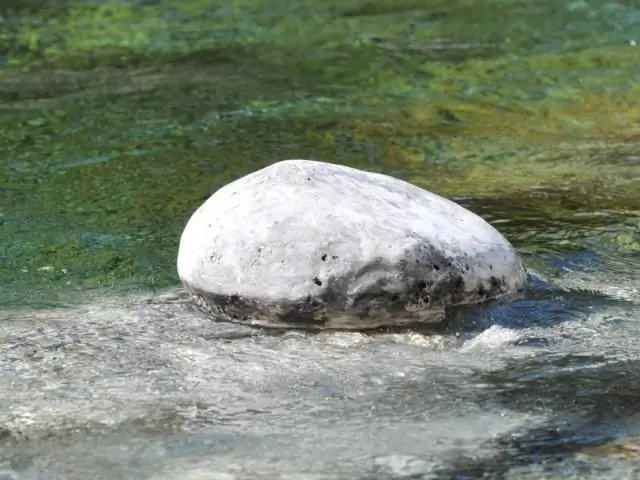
[{"xmin": 1, "ymin": 0, "xmax": 640, "ymax": 306}]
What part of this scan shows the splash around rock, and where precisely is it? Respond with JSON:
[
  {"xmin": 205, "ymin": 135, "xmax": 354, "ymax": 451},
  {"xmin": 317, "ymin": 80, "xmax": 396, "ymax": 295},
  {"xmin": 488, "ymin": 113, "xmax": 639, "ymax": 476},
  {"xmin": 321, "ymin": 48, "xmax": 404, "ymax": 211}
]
[{"xmin": 177, "ymin": 159, "xmax": 526, "ymax": 329}]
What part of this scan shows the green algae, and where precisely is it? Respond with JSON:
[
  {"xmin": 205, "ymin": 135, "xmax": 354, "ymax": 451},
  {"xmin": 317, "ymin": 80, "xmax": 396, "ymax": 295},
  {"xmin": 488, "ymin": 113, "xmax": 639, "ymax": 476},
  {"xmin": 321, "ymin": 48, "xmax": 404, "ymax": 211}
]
[{"xmin": 1, "ymin": 0, "xmax": 640, "ymax": 307}]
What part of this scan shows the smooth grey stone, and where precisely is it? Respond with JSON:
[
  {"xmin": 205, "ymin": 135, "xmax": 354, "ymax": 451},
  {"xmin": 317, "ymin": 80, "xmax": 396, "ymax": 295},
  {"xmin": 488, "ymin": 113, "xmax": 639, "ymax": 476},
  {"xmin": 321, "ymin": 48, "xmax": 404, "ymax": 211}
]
[{"xmin": 177, "ymin": 160, "xmax": 526, "ymax": 329}]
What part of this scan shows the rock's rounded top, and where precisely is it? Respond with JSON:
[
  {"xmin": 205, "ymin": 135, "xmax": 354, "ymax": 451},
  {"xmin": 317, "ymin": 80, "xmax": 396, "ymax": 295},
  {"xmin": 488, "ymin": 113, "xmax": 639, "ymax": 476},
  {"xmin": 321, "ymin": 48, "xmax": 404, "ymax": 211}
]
[{"xmin": 177, "ymin": 159, "xmax": 526, "ymax": 329}]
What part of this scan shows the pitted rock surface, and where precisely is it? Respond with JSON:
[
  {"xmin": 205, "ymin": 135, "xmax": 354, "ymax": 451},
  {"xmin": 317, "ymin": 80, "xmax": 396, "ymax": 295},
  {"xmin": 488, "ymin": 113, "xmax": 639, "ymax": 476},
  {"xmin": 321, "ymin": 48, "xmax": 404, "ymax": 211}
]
[{"xmin": 177, "ymin": 159, "xmax": 526, "ymax": 329}]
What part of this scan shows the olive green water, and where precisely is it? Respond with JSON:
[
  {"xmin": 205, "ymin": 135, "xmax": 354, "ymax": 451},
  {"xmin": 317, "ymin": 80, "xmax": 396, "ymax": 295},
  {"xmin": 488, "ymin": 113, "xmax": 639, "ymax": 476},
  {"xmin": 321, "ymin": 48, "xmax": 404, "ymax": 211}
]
[{"xmin": 1, "ymin": 0, "xmax": 640, "ymax": 479}]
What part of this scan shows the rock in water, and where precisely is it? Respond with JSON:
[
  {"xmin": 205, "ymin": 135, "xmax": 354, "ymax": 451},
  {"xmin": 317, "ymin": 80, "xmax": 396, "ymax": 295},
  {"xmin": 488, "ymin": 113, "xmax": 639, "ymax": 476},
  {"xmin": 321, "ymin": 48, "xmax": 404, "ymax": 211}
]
[{"xmin": 177, "ymin": 160, "xmax": 526, "ymax": 329}]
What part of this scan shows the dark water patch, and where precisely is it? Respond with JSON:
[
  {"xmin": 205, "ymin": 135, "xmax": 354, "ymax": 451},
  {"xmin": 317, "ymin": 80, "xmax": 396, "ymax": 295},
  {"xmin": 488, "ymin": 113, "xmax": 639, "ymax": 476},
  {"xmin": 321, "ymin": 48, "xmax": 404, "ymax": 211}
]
[
  {"xmin": 435, "ymin": 357, "xmax": 640, "ymax": 478},
  {"xmin": 458, "ymin": 187, "xmax": 640, "ymax": 231},
  {"xmin": 332, "ymin": 0, "xmax": 443, "ymax": 18},
  {"xmin": 437, "ymin": 423, "xmax": 615, "ymax": 480},
  {"xmin": 0, "ymin": 70, "xmax": 92, "ymax": 102},
  {"xmin": 0, "ymin": 186, "xmax": 26, "ymax": 204},
  {"xmin": 484, "ymin": 357, "xmax": 640, "ymax": 419},
  {"xmin": 0, "ymin": 0, "xmax": 70, "ymax": 15},
  {"xmin": 434, "ymin": 280, "xmax": 632, "ymax": 342},
  {"xmin": 441, "ymin": 294, "xmax": 581, "ymax": 334},
  {"xmin": 456, "ymin": 188, "xmax": 640, "ymax": 256}
]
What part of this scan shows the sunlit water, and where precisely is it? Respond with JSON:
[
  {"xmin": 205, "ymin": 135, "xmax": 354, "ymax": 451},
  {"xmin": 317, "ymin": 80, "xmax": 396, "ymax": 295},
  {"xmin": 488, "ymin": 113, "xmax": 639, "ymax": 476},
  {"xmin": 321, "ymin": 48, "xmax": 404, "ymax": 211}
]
[
  {"xmin": 1, "ymin": 232, "xmax": 640, "ymax": 479},
  {"xmin": 2, "ymin": 0, "xmax": 640, "ymax": 476}
]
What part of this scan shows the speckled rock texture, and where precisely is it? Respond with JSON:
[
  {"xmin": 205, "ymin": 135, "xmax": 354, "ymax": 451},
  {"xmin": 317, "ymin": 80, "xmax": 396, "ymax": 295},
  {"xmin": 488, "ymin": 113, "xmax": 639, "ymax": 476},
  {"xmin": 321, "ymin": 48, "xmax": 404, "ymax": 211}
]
[{"xmin": 177, "ymin": 159, "xmax": 526, "ymax": 329}]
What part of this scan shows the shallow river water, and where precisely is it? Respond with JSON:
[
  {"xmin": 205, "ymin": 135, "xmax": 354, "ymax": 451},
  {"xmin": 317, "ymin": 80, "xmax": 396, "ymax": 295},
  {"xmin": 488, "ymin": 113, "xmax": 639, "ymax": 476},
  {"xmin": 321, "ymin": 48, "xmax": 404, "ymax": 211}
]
[
  {"xmin": 2, "ymin": 234, "xmax": 640, "ymax": 479},
  {"xmin": 2, "ymin": 0, "xmax": 640, "ymax": 478}
]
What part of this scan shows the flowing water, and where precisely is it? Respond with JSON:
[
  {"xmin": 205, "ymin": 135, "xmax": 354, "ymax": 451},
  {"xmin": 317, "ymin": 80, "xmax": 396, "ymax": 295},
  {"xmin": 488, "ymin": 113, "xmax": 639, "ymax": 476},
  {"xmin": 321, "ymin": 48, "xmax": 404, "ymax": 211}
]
[
  {"xmin": 5, "ymin": 216, "xmax": 640, "ymax": 479},
  {"xmin": 2, "ymin": 0, "xmax": 640, "ymax": 478}
]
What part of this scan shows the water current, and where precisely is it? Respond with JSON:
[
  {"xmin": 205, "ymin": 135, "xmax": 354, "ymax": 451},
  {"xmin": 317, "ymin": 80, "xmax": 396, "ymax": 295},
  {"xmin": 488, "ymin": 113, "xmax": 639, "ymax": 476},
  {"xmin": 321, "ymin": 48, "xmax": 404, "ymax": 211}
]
[
  {"xmin": 2, "ymin": 0, "xmax": 640, "ymax": 478},
  {"xmin": 2, "ymin": 218, "xmax": 640, "ymax": 479}
]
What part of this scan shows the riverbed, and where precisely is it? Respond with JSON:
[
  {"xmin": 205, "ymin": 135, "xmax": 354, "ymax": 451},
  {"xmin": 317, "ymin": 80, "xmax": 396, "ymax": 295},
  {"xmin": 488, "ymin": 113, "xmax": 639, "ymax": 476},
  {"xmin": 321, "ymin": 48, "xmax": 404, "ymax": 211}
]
[{"xmin": 2, "ymin": 0, "xmax": 640, "ymax": 478}]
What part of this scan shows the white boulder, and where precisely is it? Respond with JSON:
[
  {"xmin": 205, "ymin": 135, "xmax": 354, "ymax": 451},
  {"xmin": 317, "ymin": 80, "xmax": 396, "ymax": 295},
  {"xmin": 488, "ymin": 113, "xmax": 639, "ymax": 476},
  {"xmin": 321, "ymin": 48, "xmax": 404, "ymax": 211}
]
[{"xmin": 177, "ymin": 159, "xmax": 526, "ymax": 329}]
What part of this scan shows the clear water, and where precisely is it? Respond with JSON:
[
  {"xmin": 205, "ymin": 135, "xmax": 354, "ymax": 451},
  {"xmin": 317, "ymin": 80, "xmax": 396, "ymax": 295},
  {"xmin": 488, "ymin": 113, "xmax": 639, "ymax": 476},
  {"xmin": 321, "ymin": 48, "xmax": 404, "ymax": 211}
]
[
  {"xmin": 2, "ymin": 1, "xmax": 640, "ymax": 478},
  {"xmin": 2, "ymin": 241, "xmax": 640, "ymax": 479}
]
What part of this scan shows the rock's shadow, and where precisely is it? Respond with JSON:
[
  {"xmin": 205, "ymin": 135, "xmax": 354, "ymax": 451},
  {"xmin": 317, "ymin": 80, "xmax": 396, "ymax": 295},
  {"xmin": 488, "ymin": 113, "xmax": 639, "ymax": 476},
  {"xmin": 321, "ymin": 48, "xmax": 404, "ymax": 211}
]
[{"xmin": 430, "ymin": 269, "xmax": 635, "ymax": 337}]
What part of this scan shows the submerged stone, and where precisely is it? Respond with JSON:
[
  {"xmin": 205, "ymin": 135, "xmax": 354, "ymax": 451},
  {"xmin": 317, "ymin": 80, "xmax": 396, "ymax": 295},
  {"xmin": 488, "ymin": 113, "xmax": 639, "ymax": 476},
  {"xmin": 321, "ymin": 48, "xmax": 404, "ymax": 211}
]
[{"xmin": 177, "ymin": 159, "xmax": 526, "ymax": 329}]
